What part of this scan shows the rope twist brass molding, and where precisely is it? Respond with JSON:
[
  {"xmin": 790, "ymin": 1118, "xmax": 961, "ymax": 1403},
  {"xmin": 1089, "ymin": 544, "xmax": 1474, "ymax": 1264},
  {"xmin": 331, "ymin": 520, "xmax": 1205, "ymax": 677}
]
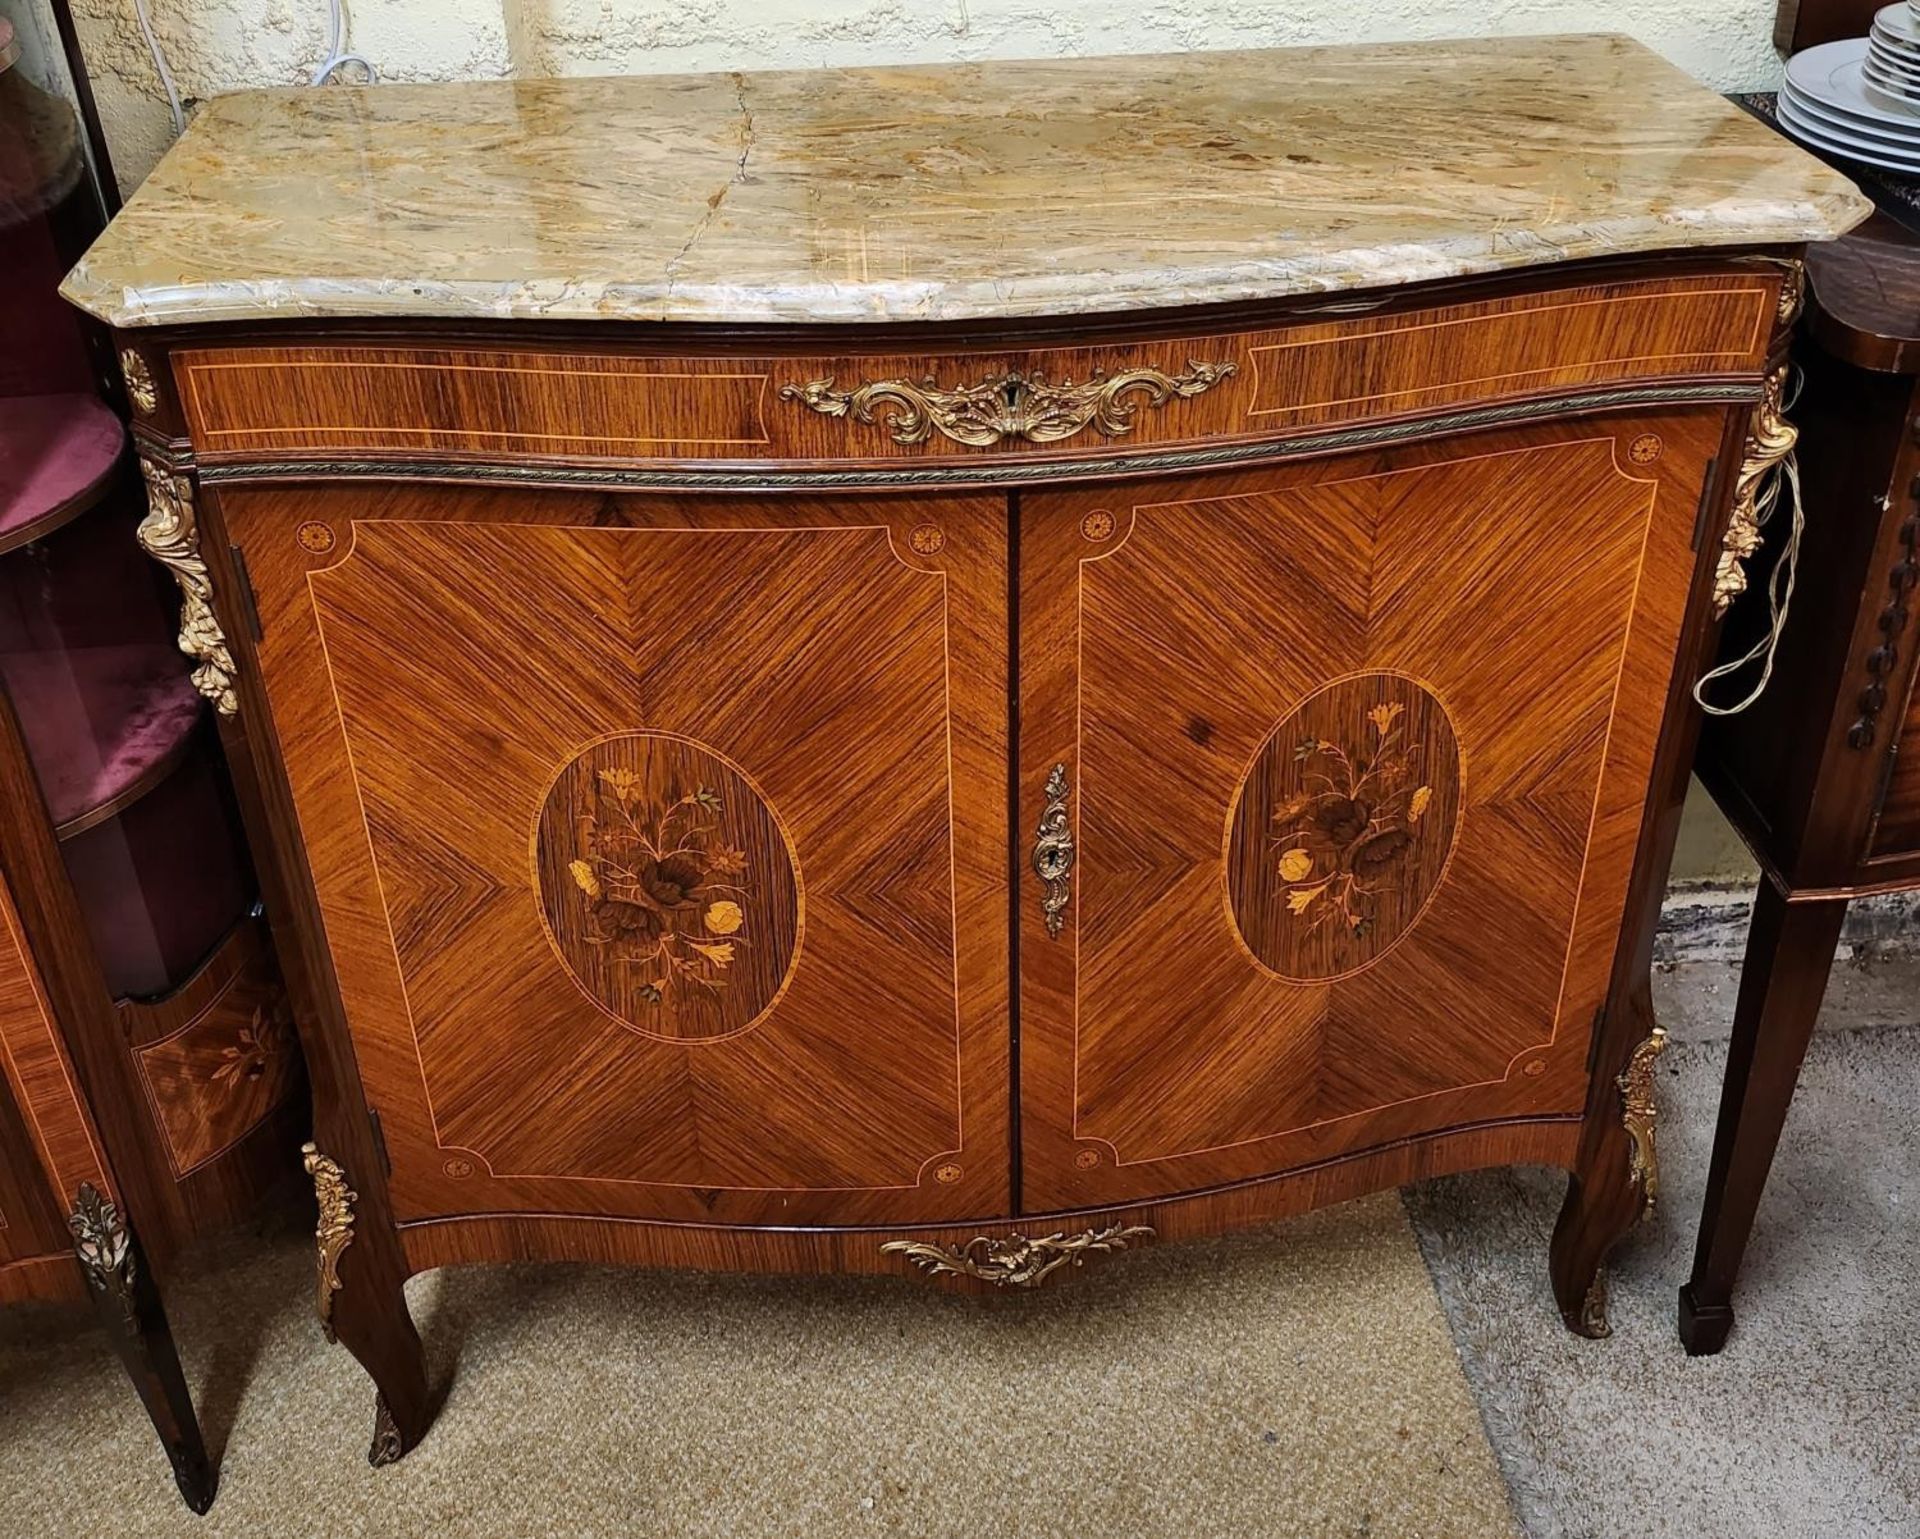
[
  {"xmin": 1033, "ymin": 763, "xmax": 1074, "ymax": 939},
  {"xmin": 1712, "ymin": 365, "xmax": 1797, "ymax": 619},
  {"xmin": 136, "ymin": 457, "xmax": 240, "ymax": 715},
  {"xmin": 1619, "ymin": 1025, "xmax": 1669, "ymax": 1220},
  {"xmin": 302, "ymin": 1141, "xmax": 357, "ymax": 1342},
  {"xmin": 880, "ymin": 1225, "xmax": 1155, "ymax": 1287},
  {"xmin": 779, "ymin": 359, "xmax": 1235, "ymax": 448}
]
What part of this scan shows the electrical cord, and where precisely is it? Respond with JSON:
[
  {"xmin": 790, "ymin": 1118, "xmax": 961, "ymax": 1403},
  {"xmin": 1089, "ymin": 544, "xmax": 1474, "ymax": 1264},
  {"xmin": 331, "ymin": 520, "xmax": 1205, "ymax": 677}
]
[
  {"xmin": 309, "ymin": 0, "xmax": 376, "ymax": 85},
  {"xmin": 128, "ymin": 0, "xmax": 373, "ymax": 147},
  {"xmin": 130, "ymin": 0, "xmax": 185, "ymax": 137},
  {"xmin": 1694, "ymin": 364, "xmax": 1807, "ymax": 717}
]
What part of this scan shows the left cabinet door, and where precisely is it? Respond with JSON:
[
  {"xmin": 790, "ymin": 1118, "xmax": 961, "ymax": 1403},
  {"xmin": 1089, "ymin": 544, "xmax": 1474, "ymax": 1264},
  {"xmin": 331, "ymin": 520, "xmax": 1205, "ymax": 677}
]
[{"xmin": 217, "ymin": 483, "xmax": 1009, "ymax": 1227}]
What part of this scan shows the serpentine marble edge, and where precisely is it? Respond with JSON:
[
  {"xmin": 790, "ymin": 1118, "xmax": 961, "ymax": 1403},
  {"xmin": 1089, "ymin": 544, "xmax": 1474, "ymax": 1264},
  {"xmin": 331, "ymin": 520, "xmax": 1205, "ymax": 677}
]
[{"xmin": 62, "ymin": 33, "xmax": 1869, "ymax": 329}]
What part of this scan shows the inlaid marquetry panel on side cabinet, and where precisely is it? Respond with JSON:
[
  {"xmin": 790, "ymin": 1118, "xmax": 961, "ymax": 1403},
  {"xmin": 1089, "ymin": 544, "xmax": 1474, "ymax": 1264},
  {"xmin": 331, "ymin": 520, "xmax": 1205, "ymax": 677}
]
[
  {"xmin": 1018, "ymin": 409, "xmax": 1723, "ymax": 1209},
  {"xmin": 172, "ymin": 273, "xmax": 1778, "ymax": 470},
  {"xmin": 214, "ymin": 480, "xmax": 1010, "ymax": 1229}
]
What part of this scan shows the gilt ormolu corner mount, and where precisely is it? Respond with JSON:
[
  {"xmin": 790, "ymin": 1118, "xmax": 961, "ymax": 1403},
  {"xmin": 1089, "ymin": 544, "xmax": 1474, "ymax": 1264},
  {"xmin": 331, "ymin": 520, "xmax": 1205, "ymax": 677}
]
[{"xmin": 66, "ymin": 40, "xmax": 1865, "ymax": 1460}]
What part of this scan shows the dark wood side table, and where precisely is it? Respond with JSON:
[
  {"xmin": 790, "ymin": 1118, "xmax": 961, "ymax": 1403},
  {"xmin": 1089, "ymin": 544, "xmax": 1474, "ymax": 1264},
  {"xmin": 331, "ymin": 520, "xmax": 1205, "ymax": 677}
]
[{"xmin": 1681, "ymin": 207, "xmax": 1920, "ymax": 1354}]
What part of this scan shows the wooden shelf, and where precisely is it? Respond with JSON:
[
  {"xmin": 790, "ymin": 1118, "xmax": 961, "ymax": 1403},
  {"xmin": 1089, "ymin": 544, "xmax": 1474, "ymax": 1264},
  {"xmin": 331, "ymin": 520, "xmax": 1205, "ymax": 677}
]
[
  {"xmin": 0, "ymin": 642, "xmax": 205, "ymax": 837},
  {"xmin": 0, "ymin": 394, "xmax": 125, "ymax": 555}
]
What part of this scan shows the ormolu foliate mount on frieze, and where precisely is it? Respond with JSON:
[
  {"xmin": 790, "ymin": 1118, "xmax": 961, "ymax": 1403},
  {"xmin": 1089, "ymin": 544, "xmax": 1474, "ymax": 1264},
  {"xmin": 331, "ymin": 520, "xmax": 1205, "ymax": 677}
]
[
  {"xmin": 136, "ymin": 457, "xmax": 239, "ymax": 715},
  {"xmin": 779, "ymin": 360, "xmax": 1235, "ymax": 448}
]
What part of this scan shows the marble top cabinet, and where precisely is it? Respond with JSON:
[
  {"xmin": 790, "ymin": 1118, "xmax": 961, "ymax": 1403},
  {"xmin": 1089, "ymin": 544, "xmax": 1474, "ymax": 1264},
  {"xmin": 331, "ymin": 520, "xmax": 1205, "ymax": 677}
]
[{"xmin": 65, "ymin": 36, "xmax": 1867, "ymax": 1465}]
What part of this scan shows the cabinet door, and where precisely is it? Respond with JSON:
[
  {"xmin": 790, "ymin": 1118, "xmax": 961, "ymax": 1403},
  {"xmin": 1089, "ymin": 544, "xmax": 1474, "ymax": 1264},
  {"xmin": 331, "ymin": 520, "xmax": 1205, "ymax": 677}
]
[
  {"xmin": 0, "ymin": 873, "xmax": 104, "ymax": 1268},
  {"xmin": 1018, "ymin": 412, "xmax": 1720, "ymax": 1210},
  {"xmin": 221, "ymin": 484, "xmax": 1007, "ymax": 1227}
]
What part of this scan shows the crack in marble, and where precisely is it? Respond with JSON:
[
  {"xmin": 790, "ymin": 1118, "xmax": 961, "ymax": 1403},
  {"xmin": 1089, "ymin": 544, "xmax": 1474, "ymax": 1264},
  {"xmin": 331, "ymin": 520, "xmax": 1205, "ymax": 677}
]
[{"xmin": 663, "ymin": 72, "xmax": 755, "ymax": 293}]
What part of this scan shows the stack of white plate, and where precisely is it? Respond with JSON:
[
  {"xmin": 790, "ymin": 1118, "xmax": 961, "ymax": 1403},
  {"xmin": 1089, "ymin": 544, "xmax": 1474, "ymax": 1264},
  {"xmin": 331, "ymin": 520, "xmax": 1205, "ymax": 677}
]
[
  {"xmin": 1866, "ymin": 0, "xmax": 1920, "ymax": 101},
  {"xmin": 1781, "ymin": 9, "xmax": 1920, "ymax": 174}
]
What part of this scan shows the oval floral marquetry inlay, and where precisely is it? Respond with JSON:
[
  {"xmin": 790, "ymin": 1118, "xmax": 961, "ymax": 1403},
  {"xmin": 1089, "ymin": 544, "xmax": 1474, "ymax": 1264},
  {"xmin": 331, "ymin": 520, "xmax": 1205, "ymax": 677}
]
[
  {"xmin": 1226, "ymin": 674, "xmax": 1462, "ymax": 983},
  {"xmin": 533, "ymin": 733, "xmax": 801, "ymax": 1042}
]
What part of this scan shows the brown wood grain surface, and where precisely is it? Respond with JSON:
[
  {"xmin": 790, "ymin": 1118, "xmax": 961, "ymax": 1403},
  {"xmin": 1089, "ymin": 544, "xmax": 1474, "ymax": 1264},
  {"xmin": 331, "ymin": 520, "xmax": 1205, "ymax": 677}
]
[
  {"xmin": 217, "ymin": 480, "xmax": 1010, "ymax": 1228},
  {"xmin": 0, "ymin": 1047, "xmax": 71, "ymax": 1267},
  {"xmin": 1018, "ymin": 410, "xmax": 1723, "ymax": 1210},
  {"xmin": 0, "ymin": 867, "xmax": 110, "ymax": 1216},
  {"xmin": 128, "ymin": 918, "xmax": 299, "ymax": 1177},
  {"xmin": 170, "ymin": 254, "xmax": 1777, "ymax": 1326},
  {"xmin": 174, "ymin": 276, "xmax": 1776, "ymax": 470},
  {"xmin": 398, "ymin": 1117, "xmax": 1581, "ymax": 1287}
]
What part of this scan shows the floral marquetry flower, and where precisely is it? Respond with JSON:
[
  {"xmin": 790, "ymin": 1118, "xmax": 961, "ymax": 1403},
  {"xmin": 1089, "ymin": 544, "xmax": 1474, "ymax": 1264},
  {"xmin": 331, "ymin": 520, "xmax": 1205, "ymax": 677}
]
[
  {"xmin": 1269, "ymin": 697, "xmax": 1433, "ymax": 941},
  {"xmin": 567, "ymin": 776, "xmax": 755, "ymax": 1014},
  {"xmin": 644, "ymin": 854, "xmax": 708, "ymax": 910}
]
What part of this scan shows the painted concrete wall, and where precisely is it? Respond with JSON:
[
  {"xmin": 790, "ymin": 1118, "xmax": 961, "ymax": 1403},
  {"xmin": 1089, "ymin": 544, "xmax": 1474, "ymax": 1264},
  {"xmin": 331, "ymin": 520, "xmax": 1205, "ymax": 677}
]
[{"xmin": 60, "ymin": 0, "xmax": 1789, "ymax": 194}]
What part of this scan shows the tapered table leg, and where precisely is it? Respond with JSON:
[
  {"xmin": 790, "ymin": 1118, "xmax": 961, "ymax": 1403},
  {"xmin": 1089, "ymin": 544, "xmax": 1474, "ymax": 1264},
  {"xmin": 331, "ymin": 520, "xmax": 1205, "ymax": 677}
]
[
  {"xmin": 69, "ymin": 1185, "xmax": 217, "ymax": 1513},
  {"xmin": 1678, "ymin": 878, "xmax": 1846, "ymax": 1356}
]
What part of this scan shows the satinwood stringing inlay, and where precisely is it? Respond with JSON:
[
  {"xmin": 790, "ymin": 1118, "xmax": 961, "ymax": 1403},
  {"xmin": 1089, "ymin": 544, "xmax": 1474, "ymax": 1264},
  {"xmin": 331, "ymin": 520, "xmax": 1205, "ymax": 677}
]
[
  {"xmin": 1226, "ymin": 673, "xmax": 1461, "ymax": 983},
  {"xmin": 533, "ymin": 733, "xmax": 801, "ymax": 1042}
]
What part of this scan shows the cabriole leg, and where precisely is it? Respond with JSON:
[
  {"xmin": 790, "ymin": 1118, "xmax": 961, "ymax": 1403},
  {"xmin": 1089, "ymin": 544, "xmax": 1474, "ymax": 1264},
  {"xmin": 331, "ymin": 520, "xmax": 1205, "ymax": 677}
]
[
  {"xmin": 302, "ymin": 1141, "xmax": 432, "ymax": 1464},
  {"xmin": 1550, "ymin": 991, "xmax": 1670, "ymax": 1337}
]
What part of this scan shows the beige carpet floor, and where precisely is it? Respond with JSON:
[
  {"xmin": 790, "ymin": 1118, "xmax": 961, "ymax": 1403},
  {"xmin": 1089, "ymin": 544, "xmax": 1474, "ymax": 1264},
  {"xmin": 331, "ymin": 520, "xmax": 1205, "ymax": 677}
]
[{"xmin": 0, "ymin": 1191, "xmax": 1516, "ymax": 1538}]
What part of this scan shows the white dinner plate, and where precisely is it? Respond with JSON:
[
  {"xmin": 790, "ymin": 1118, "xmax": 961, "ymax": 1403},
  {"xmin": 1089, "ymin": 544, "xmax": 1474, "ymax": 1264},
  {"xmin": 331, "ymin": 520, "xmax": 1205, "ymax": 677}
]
[
  {"xmin": 1867, "ymin": 28, "xmax": 1920, "ymax": 73},
  {"xmin": 1871, "ymin": 27, "xmax": 1920, "ymax": 67},
  {"xmin": 1866, "ymin": 55, "xmax": 1920, "ymax": 89},
  {"xmin": 1863, "ymin": 64, "xmax": 1920, "ymax": 108},
  {"xmin": 1778, "ymin": 95, "xmax": 1920, "ymax": 170},
  {"xmin": 1779, "ymin": 91, "xmax": 1920, "ymax": 159},
  {"xmin": 1784, "ymin": 73, "xmax": 1920, "ymax": 140},
  {"xmin": 1787, "ymin": 37, "xmax": 1920, "ymax": 128},
  {"xmin": 1878, "ymin": 1, "xmax": 1920, "ymax": 42},
  {"xmin": 1785, "ymin": 78, "xmax": 1920, "ymax": 147}
]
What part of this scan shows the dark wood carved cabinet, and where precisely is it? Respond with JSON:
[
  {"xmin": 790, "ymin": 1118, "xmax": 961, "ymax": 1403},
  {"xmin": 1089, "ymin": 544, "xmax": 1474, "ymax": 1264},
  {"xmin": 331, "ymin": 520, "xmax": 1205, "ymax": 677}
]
[
  {"xmin": 1682, "ymin": 207, "xmax": 1920, "ymax": 1354},
  {"xmin": 59, "ymin": 43, "xmax": 1865, "ymax": 1463}
]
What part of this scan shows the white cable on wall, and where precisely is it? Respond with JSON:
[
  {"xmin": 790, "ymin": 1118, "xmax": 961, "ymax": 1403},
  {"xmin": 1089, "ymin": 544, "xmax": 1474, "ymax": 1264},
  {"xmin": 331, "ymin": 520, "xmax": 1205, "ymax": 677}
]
[
  {"xmin": 310, "ymin": 0, "xmax": 376, "ymax": 85},
  {"xmin": 130, "ymin": 0, "xmax": 186, "ymax": 137},
  {"xmin": 128, "ymin": 0, "xmax": 374, "ymax": 148}
]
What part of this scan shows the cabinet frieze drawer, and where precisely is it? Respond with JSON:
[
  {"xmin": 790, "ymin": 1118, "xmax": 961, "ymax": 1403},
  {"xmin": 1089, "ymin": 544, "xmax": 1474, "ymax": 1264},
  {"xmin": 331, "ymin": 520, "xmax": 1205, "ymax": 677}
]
[{"xmin": 173, "ymin": 274, "xmax": 1778, "ymax": 470}]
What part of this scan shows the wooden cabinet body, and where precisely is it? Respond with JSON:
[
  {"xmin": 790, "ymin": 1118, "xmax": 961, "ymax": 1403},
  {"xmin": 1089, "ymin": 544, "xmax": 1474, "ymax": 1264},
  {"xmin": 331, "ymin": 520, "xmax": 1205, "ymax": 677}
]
[
  {"xmin": 115, "ymin": 252, "xmax": 1794, "ymax": 1349},
  {"xmin": 94, "ymin": 232, "xmax": 1818, "ymax": 1460},
  {"xmin": 207, "ymin": 387, "xmax": 1727, "ymax": 1240}
]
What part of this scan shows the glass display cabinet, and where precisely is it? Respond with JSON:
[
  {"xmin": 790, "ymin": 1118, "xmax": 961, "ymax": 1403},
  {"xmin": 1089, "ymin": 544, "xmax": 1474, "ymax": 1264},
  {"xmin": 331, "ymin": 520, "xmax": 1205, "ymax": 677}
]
[{"xmin": 0, "ymin": 2, "xmax": 300, "ymax": 1511}]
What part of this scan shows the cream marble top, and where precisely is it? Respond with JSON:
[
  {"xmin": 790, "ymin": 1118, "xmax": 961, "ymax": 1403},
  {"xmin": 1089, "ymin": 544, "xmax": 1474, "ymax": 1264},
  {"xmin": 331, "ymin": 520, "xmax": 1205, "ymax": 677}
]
[{"xmin": 63, "ymin": 34, "xmax": 1869, "ymax": 329}]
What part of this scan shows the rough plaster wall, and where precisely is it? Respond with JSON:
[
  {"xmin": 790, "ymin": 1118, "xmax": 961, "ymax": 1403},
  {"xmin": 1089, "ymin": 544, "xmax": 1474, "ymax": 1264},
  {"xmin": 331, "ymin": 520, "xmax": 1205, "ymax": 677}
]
[{"xmin": 70, "ymin": 0, "xmax": 1786, "ymax": 191}]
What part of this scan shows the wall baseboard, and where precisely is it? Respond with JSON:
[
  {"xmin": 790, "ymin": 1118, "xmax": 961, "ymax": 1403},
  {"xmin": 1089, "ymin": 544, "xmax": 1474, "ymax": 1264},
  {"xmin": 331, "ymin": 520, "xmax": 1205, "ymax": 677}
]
[{"xmin": 1656, "ymin": 882, "xmax": 1920, "ymax": 965}]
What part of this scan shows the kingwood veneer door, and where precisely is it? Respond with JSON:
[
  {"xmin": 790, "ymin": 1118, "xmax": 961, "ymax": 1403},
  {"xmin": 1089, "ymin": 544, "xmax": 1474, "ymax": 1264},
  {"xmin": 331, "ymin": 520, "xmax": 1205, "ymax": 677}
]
[
  {"xmin": 1018, "ymin": 413, "xmax": 1719, "ymax": 1211},
  {"xmin": 219, "ymin": 484, "xmax": 1007, "ymax": 1226}
]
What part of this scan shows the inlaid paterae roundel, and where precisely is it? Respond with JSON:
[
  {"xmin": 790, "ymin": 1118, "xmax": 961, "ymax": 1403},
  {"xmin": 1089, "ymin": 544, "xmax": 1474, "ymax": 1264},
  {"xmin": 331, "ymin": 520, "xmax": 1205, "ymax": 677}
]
[
  {"xmin": 1226, "ymin": 673, "xmax": 1462, "ymax": 984},
  {"xmin": 533, "ymin": 732, "xmax": 801, "ymax": 1042}
]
